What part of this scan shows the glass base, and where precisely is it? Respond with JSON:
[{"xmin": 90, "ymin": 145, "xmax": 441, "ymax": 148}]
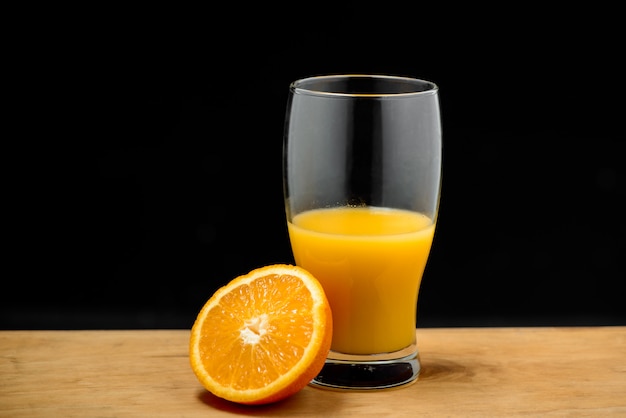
[{"xmin": 309, "ymin": 340, "xmax": 420, "ymax": 391}]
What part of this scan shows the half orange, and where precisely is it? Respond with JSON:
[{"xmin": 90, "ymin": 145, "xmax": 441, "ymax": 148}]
[{"xmin": 189, "ymin": 264, "xmax": 332, "ymax": 405}]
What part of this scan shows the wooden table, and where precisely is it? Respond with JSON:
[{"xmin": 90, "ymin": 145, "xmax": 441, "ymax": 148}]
[{"xmin": 1, "ymin": 327, "xmax": 625, "ymax": 417}]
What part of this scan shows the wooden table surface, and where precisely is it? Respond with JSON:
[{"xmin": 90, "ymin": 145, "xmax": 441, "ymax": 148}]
[{"xmin": 1, "ymin": 327, "xmax": 625, "ymax": 417}]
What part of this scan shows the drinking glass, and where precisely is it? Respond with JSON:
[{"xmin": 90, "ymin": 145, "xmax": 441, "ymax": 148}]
[{"xmin": 283, "ymin": 74, "xmax": 441, "ymax": 390}]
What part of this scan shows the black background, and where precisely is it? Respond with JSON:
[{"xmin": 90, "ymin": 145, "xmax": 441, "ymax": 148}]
[{"xmin": 3, "ymin": 6, "xmax": 624, "ymax": 329}]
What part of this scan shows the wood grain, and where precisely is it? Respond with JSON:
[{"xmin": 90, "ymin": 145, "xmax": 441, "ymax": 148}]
[{"xmin": 1, "ymin": 327, "xmax": 625, "ymax": 417}]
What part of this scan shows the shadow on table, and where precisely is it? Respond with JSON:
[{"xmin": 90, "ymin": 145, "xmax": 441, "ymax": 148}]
[{"xmin": 196, "ymin": 386, "xmax": 347, "ymax": 415}]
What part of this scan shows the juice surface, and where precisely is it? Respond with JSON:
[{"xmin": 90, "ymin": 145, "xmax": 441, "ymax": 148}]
[{"xmin": 287, "ymin": 206, "xmax": 435, "ymax": 354}]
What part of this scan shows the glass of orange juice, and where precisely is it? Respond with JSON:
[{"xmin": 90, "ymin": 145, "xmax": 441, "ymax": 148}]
[{"xmin": 283, "ymin": 75, "xmax": 441, "ymax": 390}]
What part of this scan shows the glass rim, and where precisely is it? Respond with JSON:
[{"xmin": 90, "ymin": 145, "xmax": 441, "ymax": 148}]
[{"xmin": 290, "ymin": 74, "xmax": 438, "ymax": 98}]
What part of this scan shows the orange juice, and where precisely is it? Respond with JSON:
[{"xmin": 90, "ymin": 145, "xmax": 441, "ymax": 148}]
[{"xmin": 287, "ymin": 206, "xmax": 435, "ymax": 355}]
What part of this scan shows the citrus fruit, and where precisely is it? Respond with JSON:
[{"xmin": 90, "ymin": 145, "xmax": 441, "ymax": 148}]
[{"xmin": 189, "ymin": 264, "xmax": 332, "ymax": 405}]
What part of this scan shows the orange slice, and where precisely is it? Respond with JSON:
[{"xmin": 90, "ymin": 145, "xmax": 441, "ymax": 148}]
[{"xmin": 189, "ymin": 264, "xmax": 332, "ymax": 405}]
